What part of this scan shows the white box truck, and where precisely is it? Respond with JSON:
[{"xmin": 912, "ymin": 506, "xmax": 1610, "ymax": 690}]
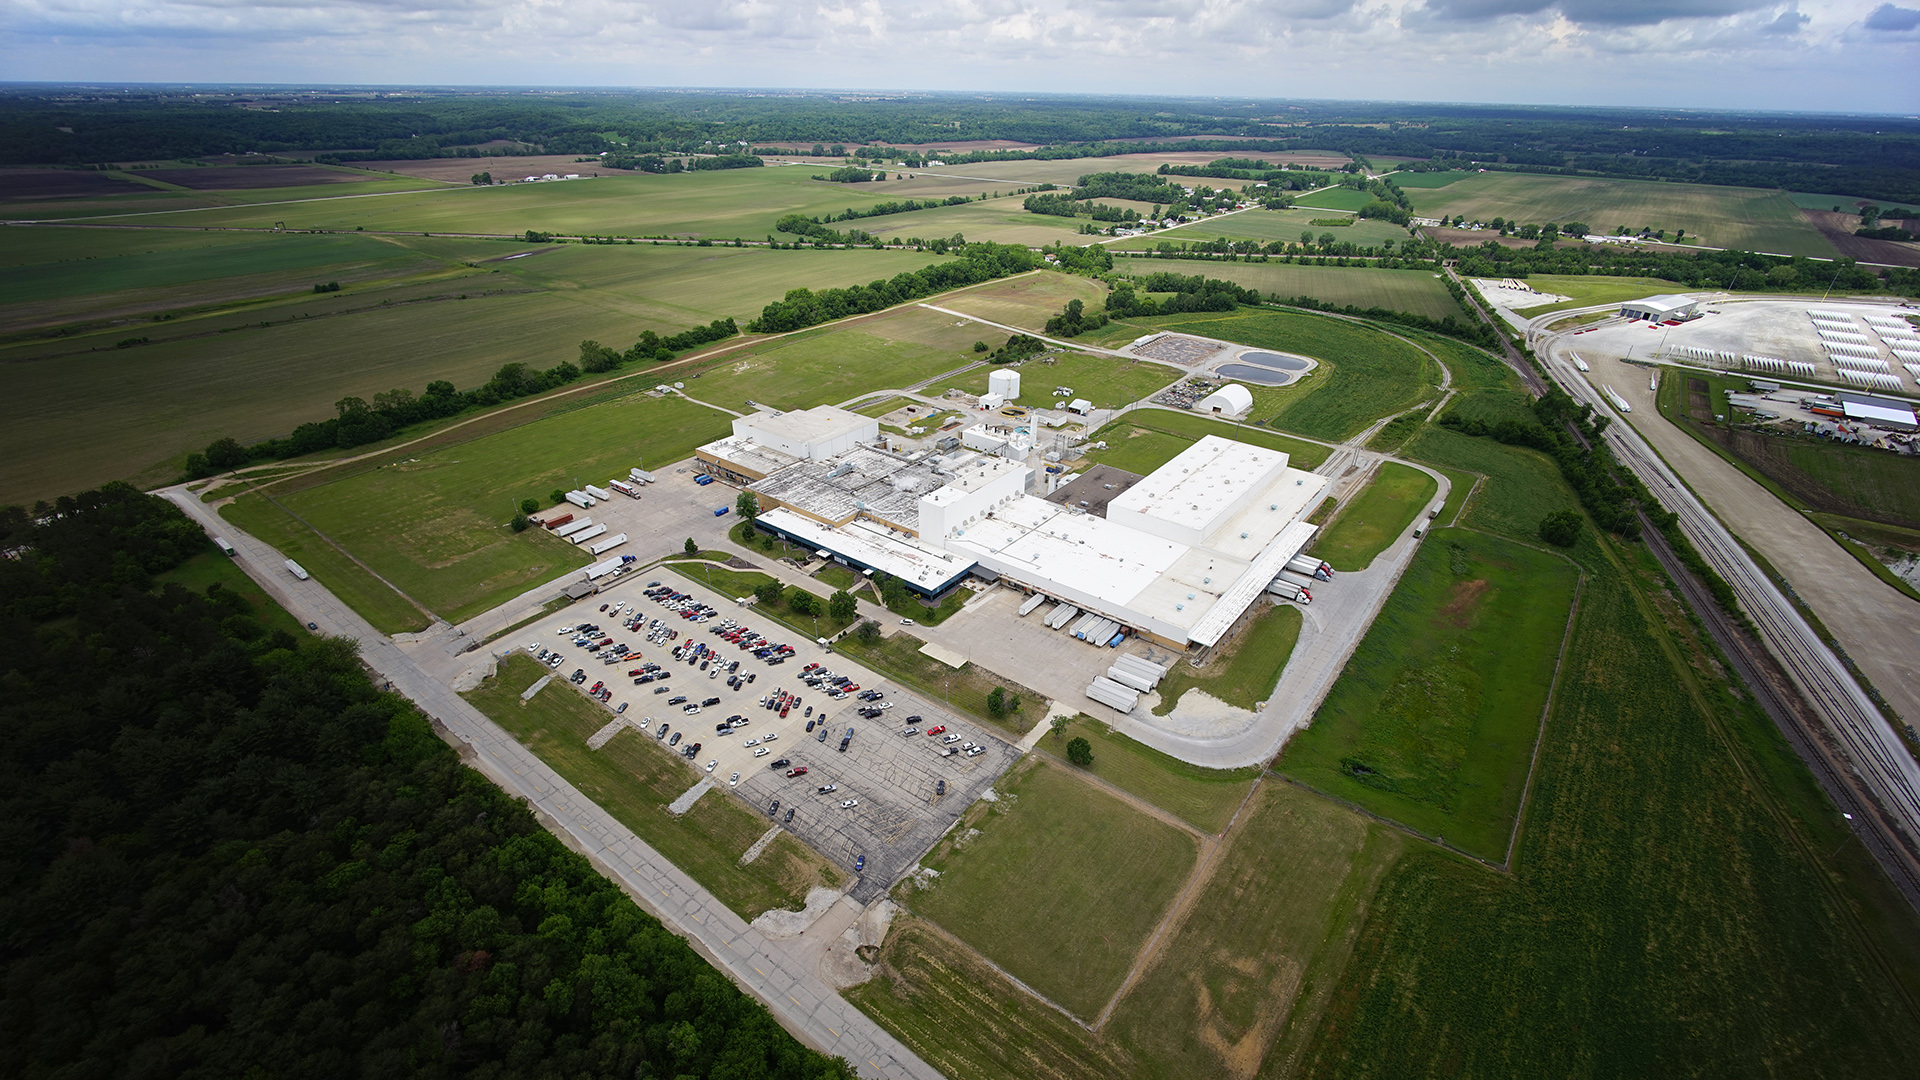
[{"xmin": 284, "ymin": 559, "xmax": 310, "ymax": 581}]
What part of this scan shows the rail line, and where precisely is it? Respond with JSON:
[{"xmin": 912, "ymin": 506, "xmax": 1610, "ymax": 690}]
[{"xmin": 1537, "ymin": 345, "xmax": 1920, "ymax": 893}]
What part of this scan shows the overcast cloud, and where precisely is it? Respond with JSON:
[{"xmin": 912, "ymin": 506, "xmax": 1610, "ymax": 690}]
[{"xmin": 1, "ymin": 0, "xmax": 1915, "ymax": 112}]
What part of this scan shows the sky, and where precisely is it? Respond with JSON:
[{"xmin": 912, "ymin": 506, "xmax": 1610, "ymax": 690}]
[{"xmin": 2, "ymin": 0, "xmax": 1918, "ymax": 114}]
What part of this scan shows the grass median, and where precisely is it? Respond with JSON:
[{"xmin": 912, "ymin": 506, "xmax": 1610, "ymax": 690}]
[
  {"xmin": 1036, "ymin": 715, "xmax": 1259, "ymax": 833},
  {"xmin": 835, "ymin": 630, "xmax": 1045, "ymax": 735}
]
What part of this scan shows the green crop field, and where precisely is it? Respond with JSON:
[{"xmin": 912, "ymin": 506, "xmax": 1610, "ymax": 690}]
[
  {"xmin": 0, "ymin": 233, "xmax": 940, "ymax": 502},
  {"xmin": 930, "ymin": 350, "xmax": 1183, "ymax": 410},
  {"xmin": 1385, "ymin": 171, "xmax": 1472, "ymax": 189},
  {"xmin": 222, "ymin": 392, "xmax": 730, "ymax": 626},
  {"xmin": 1788, "ymin": 191, "xmax": 1920, "ymax": 214},
  {"xmin": 1291, "ymin": 188, "xmax": 1375, "ymax": 212},
  {"xmin": 1312, "ymin": 463, "xmax": 1439, "ymax": 571},
  {"xmin": 1105, "ymin": 781, "xmax": 1406, "ymax": 1079},
  {"xmin": 1151, "ymin": 601, "xmax": 1304, "ymax": 718},
  {"xmin": 1036, "ymin": 716, "xmax": 1260, "ymax": 833},
  {"xmin": 1124, "ymin": 309, "xmax": 1439, "ymax": 441},
  {"xmin": 1115, "ymin": 260, "xmax": 1462, "ymax": 320},
  {"xmin": 1408, "ymin": 172, "xmax": 1837, "ymax": 258},
  {"xmin": 842, "ymin": 198, "xmax": 1088, "ymax": 247},
  {"xmin": 906, "ymin": 757, "xmax": 1199, "ymax": 1020},
  {"xmin": 1112, "ymin": 207, "xmax": 1412, "ymax": 250},
  {"xmin": 1281, "ymin": 528, "xmax": 1578, "ymax": 860},
  {"xmin": 467, "ymin": 654, "xmax": 836, "ymax": 919},
  {"xmin": 937, "ymin": 272, "xmax": 1108, "ymax": 330}
]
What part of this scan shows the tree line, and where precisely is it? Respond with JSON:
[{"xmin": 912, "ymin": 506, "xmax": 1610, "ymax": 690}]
[
  {"xmin": 745, "ymin": 243, "xmax": 1039, "ymax": 333},
  {"xmin": 0, "ymin": 485, "xmax": 857, "ymax": 1080},
  {"xmin": 1451, "ymin": 239, "xmax": 1919, "ymax": 295}
]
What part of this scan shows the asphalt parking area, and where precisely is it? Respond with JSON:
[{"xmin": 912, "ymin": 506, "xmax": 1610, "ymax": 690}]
[{"xmin": 513, "ymin": 574, "xmax": 1018, "ymax": 904}]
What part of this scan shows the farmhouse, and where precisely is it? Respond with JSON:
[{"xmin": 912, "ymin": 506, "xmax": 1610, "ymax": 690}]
[{"xmin": 705, "ymin": 409, "xmax": 1327, "ymax": 649}]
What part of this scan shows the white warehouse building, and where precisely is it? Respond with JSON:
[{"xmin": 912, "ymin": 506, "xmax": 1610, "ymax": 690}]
[
  {"xmin": 1194, "ymin": 383, "xmax": 1253, "ymax": 417},
  {"xmin": 714, "ymin": 405, "xmax": 1329, "ymax": 650}
]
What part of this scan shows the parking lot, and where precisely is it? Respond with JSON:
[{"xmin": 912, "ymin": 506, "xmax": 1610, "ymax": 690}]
[{"xmin": 511, "ymin": 573, "xmax": 1020, "ymax": 903}]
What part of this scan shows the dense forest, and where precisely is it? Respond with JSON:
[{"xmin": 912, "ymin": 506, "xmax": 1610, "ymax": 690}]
[
  {"xmin": 0, "ymin": 484, "xmax": 854, "ymax": 1080},
  {"xmin": 4, "ymin": 87, "xmax": 1918, "ymax": 203}
]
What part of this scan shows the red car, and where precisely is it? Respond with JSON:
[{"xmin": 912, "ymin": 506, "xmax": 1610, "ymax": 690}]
[
  {"xmin": 786, "ymin": 766, "xmax": 808, "ymax": 777},
  {"xmin": 925, "ymin": 725, "xmax": 946, "ymax": 737}
]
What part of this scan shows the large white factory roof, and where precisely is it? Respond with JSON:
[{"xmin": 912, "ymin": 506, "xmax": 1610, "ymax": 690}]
[
  {"xmin": 757, "ymin": 507, "xmax": 975, "ymax": 591},
  {"xmin": 943, "ymin": 495, "xmax": 1189, "ymax": 611},
  {"xmin": 737, "ymin": 404, "xmax": 871, "ymax": 445},
  {"xmin": 1107, "ymin": 435, "xmax": 1290, "ymax": 543}
]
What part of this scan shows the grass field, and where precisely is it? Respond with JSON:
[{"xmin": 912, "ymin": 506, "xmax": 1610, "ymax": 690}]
[
  {"xmin": 1106, "ymin": 781, "xmax": 1405, "ymax": 1080},
  {"xmin": 843, "ymin": 198, "xmax": 1089, "ymax": 247},
  {"xmin": 1787, "ymin": 191, "xmax": 1920, "ymax": 214},
  {"xmin": 1281, "ymin": 528, "xmax": 1577, "ymax": 860},
  {"xmin": 906, "ymin": 757, "xmax": 1199, "ymax": 1019},
  {"xmin": 666, "ymin": 563, "xmax": 854, "ymax": 638},
  {"xmin": 682, "ymin": 305, "xmax": 987, "ymax": 412},
  {"xmin": 1503, "ymin": 273, "xmax": 1694, "ymax": 315},
  {"xmin": 1402, "ymin": 426, "xmax": 1578, "ymax": 541},
  {"xmin": 1111, "ymin": 207, "xmax": 1413, "ymax": 251},
  {"xmin": 219, "ymin": 492, "xmax": 434, "ymax": 634},
  {"xmin": 1311, "ymin": 463, "xmax": 1439, "ymax": 571},
  {"xmin": 466, "ymin": 654, "xmax": 836, "ymax": 919},
  {"xmin": 1112, "ymin": 260, "xmax": 1462, "ymax": 320},
  {"xmin": 1408, "ymin": 172, "xmax": 1838, "ymax": 258},
  {"xmin": 1035, "ymin": 715, "xmax": 1260, "ymax": 833},
  {"xmin": 154, "ymin": 549, "xmax": 309, "ymax": 639},
  {"xmin": 930, "ymin": 350, "xmax": 1183, "ymax": 410},
  {"xmin": 1086, "ymin": 411, "xmax": 1331, "ymax": 476},
  {"xmin": 936, "ymin": 272, "xmax": 1109, "ymax": 330},
  {"xmin": 835, "ymin": 632, "xmax": 1045, "ymax": 735},
  {"xmin": 222, "ymin": 393, "xmax": 730, "ymax": 626},
  {"xmin": 1151, "ymin": 600, "xmax": 1304, "ymax": 717},
  {"xmin": 1385, "ymin": 170, "xmax": 1473, "ymax": 189},
  {"xmin": 1289, "ymin": 188, "xmax": 1376, "ymax": 212},
  {"xmin": 1120, "ymin": 309, "xmax": 1439, "ymax": 442}
]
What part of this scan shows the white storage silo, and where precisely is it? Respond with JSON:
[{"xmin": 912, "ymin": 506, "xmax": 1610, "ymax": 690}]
[{"xmin": 988, "ymin": 368, "xmax": 1021, "ymax": 401}]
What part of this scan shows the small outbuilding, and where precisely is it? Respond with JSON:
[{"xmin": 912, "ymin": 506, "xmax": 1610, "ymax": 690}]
[
  {"xmin": 1195, "ymin": 383, "xmax": 1253, "ymax": 417},
  {"xmin": 1620, "ymin": 294, "xmax": 1699, "ymax": 321},
  {"xmin": 1067, "ymin": 398, "xmax": 1094, "ymax": 415}
]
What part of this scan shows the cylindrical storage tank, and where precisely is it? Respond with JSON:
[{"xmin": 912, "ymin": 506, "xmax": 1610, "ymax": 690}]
[{"xmin": 988, "ymin": 368, "xmax": 1021, "ymax": 401}]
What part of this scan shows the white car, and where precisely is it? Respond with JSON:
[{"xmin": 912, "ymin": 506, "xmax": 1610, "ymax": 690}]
[
  {"xmin": 705, "ymin": 760, "xmax": 718, "ymax": 773},
  {"xmin": 839, "ymin": 798, "xmax": 859, "ymax": 809},
  {"xmin": 966, "ymin": 746, "xmax": 986, "ymax": 757},
  {"xmin": 729, "ymin": 771, "xmax": 741, "ymax": 786},
  {"xmin": 876, "ymin": 703, "xmax": 892, "ymax": 710},
  {"xmin": 744, "ymin": 738, "xmax": 760, "ymax": 747},
  {"xmin": 753, "ymin": 747, "xmax": 770, "ymax": 757},
  {"xmin": 762, "ymin": 732, "xmax": 778, "ymax": 742},
  {"xmin": 943, "ymin": 733, "xmax": 961, "ymax": 744}
]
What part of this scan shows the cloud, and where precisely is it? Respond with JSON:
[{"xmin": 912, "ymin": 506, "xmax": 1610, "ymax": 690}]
[
  {"xmin": 1762, "ymin": 6, "xmax": 1808, "ymax": 31},
  {"xmin": 1419, "ymin": 0, "xmax": 1769, "ymax": 25},
  {"xmin": 1862, "ymin": 2, "xmax": 1920, "ymax": 29}
]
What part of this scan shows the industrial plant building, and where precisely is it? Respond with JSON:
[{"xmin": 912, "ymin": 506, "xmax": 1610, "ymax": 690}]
[{"xmin": 697, "ymin": 406, "xmax": 1329, "ymax": 650}]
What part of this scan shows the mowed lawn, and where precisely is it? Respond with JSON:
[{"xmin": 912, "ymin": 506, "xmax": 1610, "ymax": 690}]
[
  {"xmin": 1087, "ymin": 411, "xmax": 1332, "ymax": 474},
  {"xmin": 1312, "ymin": 463, "xmax": 1439, "ymax": 571},
  {"xmin": 1036, "ymin": 716, "xmax": 1261, "ymax": 833},
  {"xmin": 1281, "ymin": 528, "xmax": 1578, "ymax": 860},
  {"xmin": 1517, "ymin": 274, "xmax": 1699, "ymax": 316},
  {"xmin": 467, "ymin": 655, "xmax": 836, "ymax": 918},
  {"xmin": 909, "ymin": 757, "xmax": 1199, "ymax": 1019},
  {"xmin": 1407, "ymin": 172, "xmax": 1838, "ymax": 258},
  {"xmin": 1290, "ymin": 188, "xmax": 1377, "ymax": 212},
  {"xmin": 1151, "ymin": 600, "xmax": 1304, "ymax": 718},
  {"xmin": 931, "ymin": 350, "xmax": 1184, "ymax": 410},
  {"xmin": 1104, "ymin": 781, "xmax": 1406, "ymax": 1078},
  {"xmin": 1116, "ymin": 260, "xmax": 1462, "ymax": 320},
  {"xmin": 1126, "ymin": 309, "xmax": 1439, "ymax": 442},
  {"xmin": 682, "ymin": 305, "xmax": 987, "ymax": 411},
  {"xmin": 224, "ymin": 393, "xmax": 731, "ymax": 625}
]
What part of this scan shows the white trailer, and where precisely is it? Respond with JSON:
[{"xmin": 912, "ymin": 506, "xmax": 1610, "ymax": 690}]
[
  {"xmin": 284, "ymin": 559, "xmax": 310, "ymax": 581},
  {"xmin": 1047, "ymin": 604, "xmax": 1080, "ymax": 629},
  {"xmin": 1286, "ymin": 554, "xmax": 1332, "ymax": 580},
  {"xmin": 583, "ymin": 484, "xmax": 613, "ymax": 501},
  {"xmin": 564, "ymin": 490, "xmax": 595, "ymax": 509},
  {"xmin": 1018, "ymin": 593, "xmax": 1048, "ymax": 617},
  {"xmin": 213, "ymin": 537, "xmax": 236, "ymax": 556},
  {"xmin": 554, "ymin": 517, "xmax": 594, "ymax": 538},
  {"xmin": 1266, "ymin": 577, "xmax": 1311, "ymax": 603},
  {"xmin": 588, "ymin": 533, "xmax": 628, "ymax": 556},
  {"xmin": 571, "ymin": 523, "xmax": 609, "ymax": 545},
  {"xmin": 584, "ymin": 556, "xmax": 625, "ymax": 580},
  {"xmin": 629, "ymin": 468, "xmax": 655, "ymax": 484},
  {"xmin": 1086, "ymin": 676, "xmax": 1139, "ymax": 713},
  {"xmin": 1106, "ymin": 664, "xmax": 1156, "ymax": 693},
  {"xmin": 609, "ymin": 480, "xmax": 640, "ymax": 498}
]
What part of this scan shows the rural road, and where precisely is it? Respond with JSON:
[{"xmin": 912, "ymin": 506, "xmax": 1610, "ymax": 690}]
[
  {"xmin": 1529, "ymin": 340, "xmax": 1920, "ymax": 852},
  {"xmin": 161, "ymin": 488, "xmax": 943, "ymax": 1080}
]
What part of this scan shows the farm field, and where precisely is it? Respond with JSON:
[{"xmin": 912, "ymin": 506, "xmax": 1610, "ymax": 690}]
[
  {"xmin": 1086, "ymin": 411, "xmax": 1332, "ymax": 474},
  {"xmin": 904, "ymin": 757, "xmax": 1199, "ymax": 1020},
  {"xmin": 1289, "ymin": 188, "xmax": 1376, "ymax": 212},
  {"xmin": 936, "ymin": 272, "xmax": 1108, "ymax": 329},
  {"xmin": 1384, "ymin": 170, "xmax": 1474, "ymax": 189},
  {"xmin": 467, "ymin": 654, "xmax": 837, "ymax": 919},
  {"xmin": 922, "ymin": 152, "xmax": 1322, "ymax": 187},
  {"xmin": 680, "ymin": 305, "xmax": 988, "ymax": 413},
  {"xmin": 837, "ymin": 197, "xmax": 1087, "ymax": 247},
  {"xmin": 1788, "ymin": 190, "xmax": 1920, "ymax": 214},
  {"xmin": 1104, "ymin": 781, "xmax": 1405, "ymax": 1079},
  {"xmin": 1408, "ymin": 172, "xmax": 1839, "ymax": 258},
  {"xmin": 929, "ymin": 350, "xmax": 1183, "ymax": 410},
  {"xmin": 1514, "ymin": 273, "xmax": 1695, "ymax": 315},
  {"xmin": 1035, "ymin": 716, "xmax": 1261, "ymax": 833},
  {"xmin": 1311, "ymin": 462, "xmax": 1439, "ymax": 571},
  {"xmin": 89, "ymin": 166, "xmax": 1011, "ymax": 240},
  {"xmin": 0, "ymin": 235, "xmax": 940, "ymax": 503},
  {"xmin": 1150, "ymin": 600, "xmax": 1304, "ymax": 719},
  {"xmin": 1281, "ymin": 527, "xmax": 1578, "ymax": 861},
  {"xmin": 1114, "ymin": 259, "xmax": 1463, "ymax": 320},
  {"xmin": 222, "ymin": 392, "xmax": 730, "ymax": 625},
  {"xmin": 1125, "ymin": 309, "xmax": 1440, "ymax": 441},
  {"xmin": 1114, "ymin": 207, "xmax": 1413, "ymax": 250}
]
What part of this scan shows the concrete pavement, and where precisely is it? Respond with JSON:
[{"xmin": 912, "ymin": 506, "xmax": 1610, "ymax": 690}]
[{"xmin": 163, "ymin": 488, "xmax": 943, "ymax": 1080}]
